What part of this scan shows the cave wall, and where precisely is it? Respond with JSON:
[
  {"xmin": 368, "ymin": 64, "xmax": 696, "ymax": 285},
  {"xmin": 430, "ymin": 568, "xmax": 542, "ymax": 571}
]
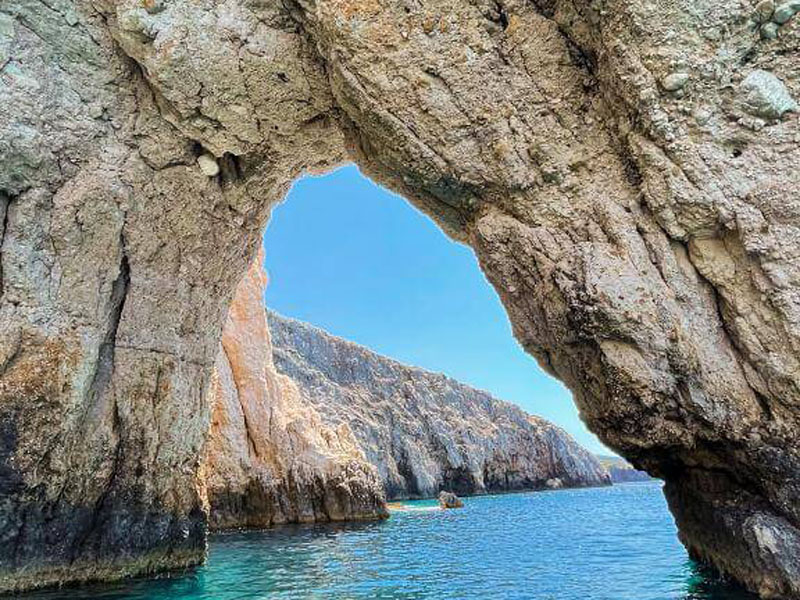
[
  {"xmin": 1, "ymin": 0, "xmax": 346, "ymax": 590},
  {"xmin": 1, "ymin": 0, "xmax": 798, "ymax": 596}
]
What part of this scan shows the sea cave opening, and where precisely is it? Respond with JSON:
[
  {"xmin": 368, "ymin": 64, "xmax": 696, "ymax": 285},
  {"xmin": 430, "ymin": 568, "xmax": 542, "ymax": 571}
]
[
  {"xmin": 191, "ymin": 165, "xmax": 751, "ymax": 600},
  {"xmin": 264, "ymin": 164, "xmax": 601, "ymax": 456},
  {"xmin": 3, "ymin": 0, "xmax": 795, "ymax": 595}
]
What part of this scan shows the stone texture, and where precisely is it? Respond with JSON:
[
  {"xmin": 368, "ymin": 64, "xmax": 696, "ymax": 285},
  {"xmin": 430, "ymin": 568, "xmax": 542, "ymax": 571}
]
[
  {"xmin": 662, "ymin": 72, "xmax": 690, "ymax": 92},
  {"xmin": 0, "ymin": 0, "xmax": 346, "ymax": 591},
  {"xmin": 268, "ymin": 311, "xmax": 611, "ymax": 499},
  {"xmin": 201, "ymin": 249, "xmax": 387, "ymax": 530},
  {"xmin": 196, "ymin": 154, "xmax": 220, "ymax": 178},
  {"xmin": 740, "ymin": 70, "xmax": 798, "ymax": 118},
  {"xmin": 438, "ymin": 491, "xmax": 464, "ymax": 509},
  {"xmin": 597, "ymin": 455, "xmax": 654, "ymax": 483},
  {"xmin": 772, "ymin": 1, "xmax": 800, "ymax": 24},
  {"xmin": 1, "ymin": 0, "xmax": 799, "ymax": 597}
]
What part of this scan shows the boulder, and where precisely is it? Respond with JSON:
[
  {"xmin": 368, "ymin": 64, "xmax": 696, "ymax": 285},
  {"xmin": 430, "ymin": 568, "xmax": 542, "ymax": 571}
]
[{"xmin": 438, "ymin": 491, "xmax": 464, "ymax": 509}]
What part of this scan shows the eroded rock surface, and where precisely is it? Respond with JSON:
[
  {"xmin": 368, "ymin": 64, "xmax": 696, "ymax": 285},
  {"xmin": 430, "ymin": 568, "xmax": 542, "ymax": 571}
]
[
  {"xmin": 438, "ymin": 491, "xmax": 464, "ymax": 509},
  {"xmin": 268, "ymin": 311, "xmax": 610, "ymax": 499},
  {"xmin": 201, "ymin": 250, "xmax": 387, "ymax": 530},
  {"xmin": 597, "ymin": 455, "xmax": 654, "ymax": 484},
  {"xmin": 1, "ymin": 0, "xmax": 799, "ymax": 596}
]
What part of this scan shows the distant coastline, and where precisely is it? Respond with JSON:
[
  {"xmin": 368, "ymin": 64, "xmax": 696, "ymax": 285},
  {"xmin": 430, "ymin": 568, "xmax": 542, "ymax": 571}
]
[{"xmin": 595, "ymin": 455, "xmax": 654, "ymax": 484}]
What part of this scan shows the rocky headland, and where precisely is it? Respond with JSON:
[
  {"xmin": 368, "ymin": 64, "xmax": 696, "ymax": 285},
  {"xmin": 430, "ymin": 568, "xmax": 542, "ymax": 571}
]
[{"xmin": 268, "ymin": 311, "xmax": 610, "ymax": 499}]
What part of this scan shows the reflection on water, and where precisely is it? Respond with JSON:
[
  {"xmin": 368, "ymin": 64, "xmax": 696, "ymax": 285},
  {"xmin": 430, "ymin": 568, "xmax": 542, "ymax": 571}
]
[{"xmin": 23, "ymin": 482, "xmax": 755, "ymax": 600}]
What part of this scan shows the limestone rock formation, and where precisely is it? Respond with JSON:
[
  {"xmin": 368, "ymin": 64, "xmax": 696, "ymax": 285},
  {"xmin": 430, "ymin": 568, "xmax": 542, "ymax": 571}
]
[
  {"xmin": 597, "ymin": 455, "xmax": 654, "ymax": 484},
  {"xmin": 201, "ymin": 249, "xmax": 387, "ymax": 530},
  {"xmin": 1, "ymin": 0, "xmax": 799, "ymax": 596},
  {"xmin": 438, "ymin": 491, "xmax": 464, "ymax": 509},
  {"xmin": 608, "ymin": 468, "xmax": 653, "ymax": 484},
  {"xmin": 268, "ymin": 311, "xmax": 611, "ymax": 499}
]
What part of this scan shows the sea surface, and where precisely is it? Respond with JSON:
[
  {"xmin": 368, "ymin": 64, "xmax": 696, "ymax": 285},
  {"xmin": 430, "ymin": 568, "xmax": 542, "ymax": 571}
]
[{"xmin": 26, "ymin": 482, "xmax": 756, "ymax": 600}]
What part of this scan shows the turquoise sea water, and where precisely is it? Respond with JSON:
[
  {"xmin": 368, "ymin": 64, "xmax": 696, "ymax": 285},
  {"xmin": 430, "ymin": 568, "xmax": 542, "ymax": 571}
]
[{"xmin": 26, "ymin": 482, "xmax": 755, "ymax": 600}]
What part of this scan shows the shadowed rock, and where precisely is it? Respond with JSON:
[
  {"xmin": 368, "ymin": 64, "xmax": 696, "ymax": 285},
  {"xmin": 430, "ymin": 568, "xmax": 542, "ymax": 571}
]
[{"xmin": 1, "ymin": 0, "xmax": 799, "ymax": 596}]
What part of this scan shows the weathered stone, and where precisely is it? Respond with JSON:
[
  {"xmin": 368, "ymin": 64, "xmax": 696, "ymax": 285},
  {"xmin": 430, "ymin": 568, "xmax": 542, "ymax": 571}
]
[
  {"xmin": 662, "ymin": 72, "xmax": 690, "ymax": 92},
  {"xmin": 761, "ymin": 22, "xmax": 780, "ymax": 39},
  {"xmin": 755, "ymin": 0, "xmax": 776, "ymax": 22},
  {"xmin": 693, "ymin": 105, "xmax": 713, "ymax": 126},
  {"xmin": 773, "ymin": 1, "xmax": 800, "ymax": 23},
  {"xmin": 142, "ymin": 0, "xmax": 166, "ymax": 16},
  {"xmin": 0, "ymin": 13, "xmax": 14, "ymax": 67},
  {"xmin": 268, "ymin": 311, "xmax": 611, "ymax": 499},
  {"xmin": 202, "ymin": 250, "xmax": 388, "ymax": 529},
  {"xmin": 740, "ymin": 70, "xmax": 798, "ymax": 118},
  {"xmin": 64, "ymin": 11, "xmax": 79, "ymax": 27},
  {"xmin": 438, "ymin": 491, "xmax": 464, "ymax": 509},
  {"xmin": 1, "ymin": 0, "xmax": 800, "ymax": 597},
  {"xmin": 196, "ymin": 154, "xmax": 219, "ymax": 177}
]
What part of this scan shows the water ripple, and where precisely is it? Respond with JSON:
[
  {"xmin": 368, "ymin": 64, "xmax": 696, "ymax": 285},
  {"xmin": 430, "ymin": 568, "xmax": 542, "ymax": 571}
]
[{"xmin": 23, "ymin": 483, "xmax": 757, "ymax": 600}]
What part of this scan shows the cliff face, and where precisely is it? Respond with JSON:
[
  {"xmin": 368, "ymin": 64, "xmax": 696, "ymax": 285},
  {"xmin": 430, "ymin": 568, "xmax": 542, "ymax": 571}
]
[
  {"xmin": 2, "ymin": 0, "xmax": 799, "ymax": 596},
  {"xmin": 608, "ymin": 468, "xmax": 653, "ymax": 484},
  {"xmin": 597, "ymin": 455, "xmax": 654, "ymax": 484},
  {"xmin": 201, "ymin": 250, "xmax": 387, "ymax": 530},
  {"xmin": 268, "ymin": 312, "xmax": 610, "ymax": 499}
]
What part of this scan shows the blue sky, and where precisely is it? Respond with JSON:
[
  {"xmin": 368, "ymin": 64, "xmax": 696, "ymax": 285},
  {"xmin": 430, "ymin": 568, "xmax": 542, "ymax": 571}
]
[{"xmin": 262, "ymin": 165, "xmax": 609, "ymax": 454}]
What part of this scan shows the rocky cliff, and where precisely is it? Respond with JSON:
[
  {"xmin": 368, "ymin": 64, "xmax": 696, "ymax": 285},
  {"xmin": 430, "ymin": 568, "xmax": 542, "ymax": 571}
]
[
  {"xmin": 597, "ymin": 455, "xmax": 654, "ymax": 484},
  {"xmin": 201, "ymin": 249, "xmax": 387, "ymax": 530},
  {"xmin": 268, "ymin": 311, "xmax": 610, "ymax": 499},
  {"xmin": 608, "ymin": 468, "xmax": 653, "ymax": 484},
  {"xmin": 2, "ymin": 0, "xmax": 799, "ymax": 596}
]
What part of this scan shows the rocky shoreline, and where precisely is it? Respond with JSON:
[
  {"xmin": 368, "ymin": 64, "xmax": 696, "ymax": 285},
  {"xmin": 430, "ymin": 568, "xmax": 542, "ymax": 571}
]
[
  {"xmin": 596, "ymin": 455, "xmax": 654, "ymax": 484},
  {"xmin": 268, "ymin": 310, "xmax": 611, "ymax": 501}
]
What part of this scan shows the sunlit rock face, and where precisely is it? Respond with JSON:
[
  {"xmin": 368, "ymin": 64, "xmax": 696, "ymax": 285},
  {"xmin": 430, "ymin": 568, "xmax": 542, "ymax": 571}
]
[
  {"xmin": 268, "ymin": 312, "xmax": 610, "ymax": 499},
  {"xmin": 201, "ymin": 250, "xmax": 387, "ymax": 530},
  {"xmin": 1, "ymin": 0, "xmax": 799, "ymax": 596}
]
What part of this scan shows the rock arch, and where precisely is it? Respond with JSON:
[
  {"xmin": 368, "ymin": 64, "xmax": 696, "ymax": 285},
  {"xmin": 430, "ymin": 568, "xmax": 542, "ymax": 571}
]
[{"xmin": 1, "ymin": 0, "xmax": 798, "ymax": 597}]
